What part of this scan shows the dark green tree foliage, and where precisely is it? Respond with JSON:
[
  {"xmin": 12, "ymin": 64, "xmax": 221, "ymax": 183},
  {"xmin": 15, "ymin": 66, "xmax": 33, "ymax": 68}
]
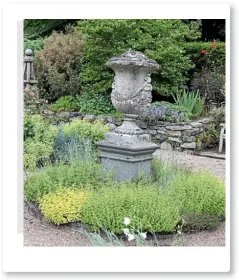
[
  {"xmin": 77, "ymin": 19, "xmax": 200, "ymax": 97},
  {"xmin": 24, "ymin": 19, "xmax": 78, "ymax": 39}
]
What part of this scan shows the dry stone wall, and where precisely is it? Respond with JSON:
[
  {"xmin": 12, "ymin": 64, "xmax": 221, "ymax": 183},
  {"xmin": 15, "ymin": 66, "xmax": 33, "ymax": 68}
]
[{"xmin": 43, "ymin": 110, "xmax": 213, "ymax": 152}]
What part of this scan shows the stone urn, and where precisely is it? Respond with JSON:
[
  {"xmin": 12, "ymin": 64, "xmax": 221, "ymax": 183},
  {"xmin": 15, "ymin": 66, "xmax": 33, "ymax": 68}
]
[
  {"xmin": 97, "ymin": 50, "xmax": 159, "ymax": 182},
  {"xmin": 106, "ymin": 50, "xmax": 159, "ymax": 135}
]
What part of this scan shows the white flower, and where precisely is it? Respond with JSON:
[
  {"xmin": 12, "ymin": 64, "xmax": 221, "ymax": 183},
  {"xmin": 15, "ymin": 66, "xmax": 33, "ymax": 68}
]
[
  {"xmin": 127, "ymin": 233, "xmax": 135, "ymax": 241},
  {"xmin": 123, "ymin": 217, "xmax": 131, "ymax": 226},
  {"xmin": 139, "ymin": 232, "xmax": 147, "ymax": 239},
  {"xmin": 123, "ymin": 228, "xmax": 130, "ymax": 235},
  {"xmin": 177, "ymin": 231, "xmax": 182, "ymax": 235}
]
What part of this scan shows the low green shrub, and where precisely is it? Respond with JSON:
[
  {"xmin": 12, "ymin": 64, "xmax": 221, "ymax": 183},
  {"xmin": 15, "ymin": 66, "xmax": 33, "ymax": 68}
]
[
  {"xmin": 195, "ymin": 106, "xmax": 225, "ymax": 150},
  {"xmin": 196, "ymin": 123, "xmax": 220, "ymax": 150},
  {"xmin": 24, "ymin": 162, "xmax": 113, "ymax": 203},
  {"xmin": 62, "ymin": 119, "xmax": 109, "ymax": 142},
  {"xmin": 24, "ymin": 113, "xmax": 35, "ymax": 140},
  {"xmin": 182, "ymin": 212, "xmax": 221, "ymax": 231},
  {"xmin": 24, "ymin": 114, "xmax": 58, "ymax": 171},
  {"xmin": 210, "ymin": 106, "xmax": 225, "ymax": 124},
  {"xmin": 167, "ymin": 171, "xmax": 225, "ymax": 217},
  {"xmin": 49, "ymin": 96, "xmax": 80, "ymax": 112},
  {"xmin": 81, "ymin": 184, "xmax": 180, "ymax": 234},
  {"xmin": 74, "ymin": 93, "xmax": 115, "ymax": 115},
  {"xmin": 40, "ymin": 188, "xmax": 88, "ymax": 224}
]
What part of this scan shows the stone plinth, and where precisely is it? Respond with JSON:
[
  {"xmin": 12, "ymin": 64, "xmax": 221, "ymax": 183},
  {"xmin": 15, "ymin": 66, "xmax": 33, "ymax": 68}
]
[
  {"xmin": 97, "ymin": 141, "xmax": 158, "ymax": 182},
  {"xmin": 97, "ymin": 50, "xmax": 159, "ymax": 182}
]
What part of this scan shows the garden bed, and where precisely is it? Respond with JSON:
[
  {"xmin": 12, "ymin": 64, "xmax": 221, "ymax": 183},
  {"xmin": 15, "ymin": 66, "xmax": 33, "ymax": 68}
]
[{"xmin": 24, "ymin": 199, "xmax": 224, "ymax": 243}]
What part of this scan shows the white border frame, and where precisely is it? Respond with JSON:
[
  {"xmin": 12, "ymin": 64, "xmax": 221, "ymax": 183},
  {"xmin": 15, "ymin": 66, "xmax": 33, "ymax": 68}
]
[{"xmin": 2, "ymin": 3, "xmax": 230, "ymax": 272}]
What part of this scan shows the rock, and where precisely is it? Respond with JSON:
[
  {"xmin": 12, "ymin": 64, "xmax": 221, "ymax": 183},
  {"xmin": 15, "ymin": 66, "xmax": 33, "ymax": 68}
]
[
  {"xmin": 137, "ymin": 120, "xmax": 148, "ymax": 129},
  {"xmin": 156, "ymin": 128, "xmax": 167, "ymax": 134},
  {"xmin": 70, "ymin": 115, "xmax": 83, "ymax": 121},
  {"xmin": 157, "ymin": 121, "xmax": 172, "ymax": 126},
  {"xmin": 198, "ymin": 118, "xmax": 212, "ymax": 124},
  {"xmin": 181, "ymin": 142, "xmax": 196, "ymax": 149},
  {"xmin": 147, "ymin": 129, "xmax": 157, "ymax": 135},
  {"xmin": 69, "ymin": 112, "xmax": 80, "ymax": 118},
  {"xmin": 155, "ymin": 133, "xmax": 167, "ymax": 143},
  {"xmin": 95, "ymin": 115, "xmax": 108, "ymax": 122},
  {"xmin": 42, "ymin": 109, "xmax": 55, "ymax": 115},
  {"xmin": 167, "ymin": 130, "xmax": 182, "ymax": 137},
  {"xmin": 107, "ymin": 116, "xmax": 114, "ymax": 123},
  {"xmin": 160, "ymin": 141, "xmax": 173, "ymax": 150},
  {"xmin": 168, "ymin": 137, "xmax": 182, "ymax": 143},
  {"xmin": 55, "ymin": 111, "xmax": 71, "ymax": 119},
  {"xmin": 157, "ymin": 130, "xmax": 166, "ymax": 135},
  {"xmin": 149, "ymin": 125, "xmax": 164, "ymax": 130},
  {"xmin": 107, "ymin": 123, "xmax": 116, "ymax": 131},
  {"xmin": 112, "ymin": 117, "xmax": 122, "ymax": 125},
  {"xmin": 182, "ymin": 135, "xmax": 196, "ymax": 142},
  {"xmin": 183, "ymin": 128, "xmax": 200, "ymax": 136},
  {"xmin": 166, "ymin": 125, "xmax": 192, "ymax": 131},
  {"xmin": 83, "ymin": 115, "xmax": 96, "ymax": 122},
  {"xmin": 190, "ymin": 122, "xmax": 203, "ymax": 128},
  {"xmin": 107, "ymin": 116, "xmax": 122, "ymax": 125}
]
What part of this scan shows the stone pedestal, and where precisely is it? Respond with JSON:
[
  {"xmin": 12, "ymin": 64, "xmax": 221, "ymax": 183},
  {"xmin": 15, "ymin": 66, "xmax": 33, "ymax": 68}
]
[
  {"xmin": 97, "ymin": 50, "xmax": 159, "ymax": 182},
  {"xmin": 97, "ymin": 117, "xmax": 158, "ymax": 181}
]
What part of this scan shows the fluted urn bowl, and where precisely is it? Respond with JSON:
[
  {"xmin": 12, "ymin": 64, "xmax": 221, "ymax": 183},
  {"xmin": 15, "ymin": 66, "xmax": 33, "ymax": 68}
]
[{"xmin": 106, "ymin": 50, "xmax": 159, "ymax": 115}]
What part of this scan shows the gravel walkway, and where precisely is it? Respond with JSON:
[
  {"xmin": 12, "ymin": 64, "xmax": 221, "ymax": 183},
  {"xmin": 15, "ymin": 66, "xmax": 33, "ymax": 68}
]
[
  {"xmin": 153, "ymin": 149, "xmax": 225, "ymax": 181},
  {"xmin": 24, "ymin": 150, "xmax": 226, "ymax": 247}
]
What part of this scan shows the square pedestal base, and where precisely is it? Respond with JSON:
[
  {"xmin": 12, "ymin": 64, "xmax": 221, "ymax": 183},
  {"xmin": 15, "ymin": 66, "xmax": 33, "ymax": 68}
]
[{"xmin": 97, "ymin": 141, "xmax": 158, "ymax": 182}]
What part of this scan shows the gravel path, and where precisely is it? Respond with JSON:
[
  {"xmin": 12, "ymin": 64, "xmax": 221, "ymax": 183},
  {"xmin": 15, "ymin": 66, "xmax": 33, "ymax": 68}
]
[
  {"xmin": 24, "ymin": 150, "xmax": 226, "ymax": 247},
  {"xmin": 153, "ymin": 149, "xmax": 225, "ymax": 181}
]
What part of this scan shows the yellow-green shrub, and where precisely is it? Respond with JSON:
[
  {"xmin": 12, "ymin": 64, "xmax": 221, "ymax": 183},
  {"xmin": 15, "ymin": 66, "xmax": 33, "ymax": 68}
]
[
  {"xmin": 167, "ymin": 171, "xmax": 225, "ymax": 217},
  {"xmin": 62, "ymin": 119, "xmax": 109, "ymax": 142},
  {"xmin": 24, "ymin": 114, "xmax": 58, "ymax": 171},
  {"xmin": 40, "ymin": 188, "xmax": 88, "ymax": 225},
  {"xmin": 81, "ymin": 184, "xmax": 181, "ymax": 234}
]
